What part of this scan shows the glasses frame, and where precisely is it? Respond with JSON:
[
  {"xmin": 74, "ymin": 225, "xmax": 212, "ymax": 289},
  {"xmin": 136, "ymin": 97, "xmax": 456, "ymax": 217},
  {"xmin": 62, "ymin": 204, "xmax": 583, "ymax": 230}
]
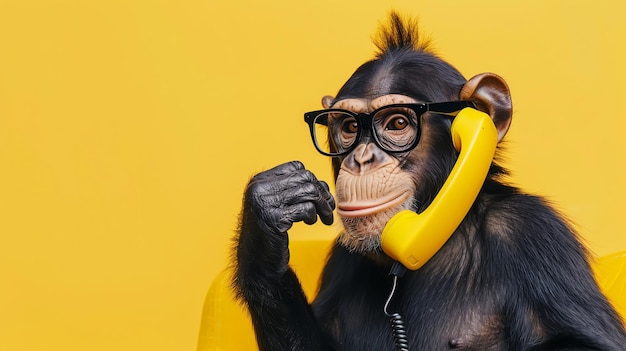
[{"xmin": 304, "ymin": 100, "xmax": 476, "ymax": 157}]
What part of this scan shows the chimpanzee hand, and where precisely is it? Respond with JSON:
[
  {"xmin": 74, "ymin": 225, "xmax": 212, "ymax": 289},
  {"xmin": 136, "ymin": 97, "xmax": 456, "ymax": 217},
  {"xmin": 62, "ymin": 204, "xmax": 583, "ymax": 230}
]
[
  {"xmin": 245, "ymin": 161, "xmax": 335, "ymax": 236},
  {"xmin": 236, "ymin": 161, "xmax": 335, "ymax": 279}
]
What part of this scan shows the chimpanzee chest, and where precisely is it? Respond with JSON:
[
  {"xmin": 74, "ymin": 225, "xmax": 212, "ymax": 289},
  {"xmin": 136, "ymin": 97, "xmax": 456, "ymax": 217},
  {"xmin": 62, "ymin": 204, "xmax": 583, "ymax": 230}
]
[{"xmin": 317, "ymin": 284, "xmax": 507, "ymax": 350}]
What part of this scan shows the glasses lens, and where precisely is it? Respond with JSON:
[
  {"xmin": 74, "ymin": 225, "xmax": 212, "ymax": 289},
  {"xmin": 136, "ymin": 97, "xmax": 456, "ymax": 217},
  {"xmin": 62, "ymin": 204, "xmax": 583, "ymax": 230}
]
[
  {"xmin": 313, "ymin": 111, "xmax": 358, "ymax": 155},
  {"xmin": 373, "ymin": 106, "xmax": 419, "ymax": 152}
]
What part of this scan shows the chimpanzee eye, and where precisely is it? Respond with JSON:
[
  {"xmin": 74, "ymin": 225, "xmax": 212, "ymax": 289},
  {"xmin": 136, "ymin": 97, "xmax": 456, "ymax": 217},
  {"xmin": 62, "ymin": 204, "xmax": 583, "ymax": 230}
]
[
  {"xmin": 386, "ymin": 116, "xmax": 408, "ymax": 130},
  {"xmin": 374, "ymin": 108, "xmax": 418, "ymax": 152},
  {"xmin": 341, "ymin": 118, "xmax": 358, "ymax": 134}
]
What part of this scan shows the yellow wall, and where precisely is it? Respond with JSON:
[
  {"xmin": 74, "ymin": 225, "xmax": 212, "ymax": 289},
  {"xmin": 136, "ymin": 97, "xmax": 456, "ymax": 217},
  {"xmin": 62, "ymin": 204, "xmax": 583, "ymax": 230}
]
[{"xmin": 0, "ymin": 1, "xmax": 624, "ymax": 350}]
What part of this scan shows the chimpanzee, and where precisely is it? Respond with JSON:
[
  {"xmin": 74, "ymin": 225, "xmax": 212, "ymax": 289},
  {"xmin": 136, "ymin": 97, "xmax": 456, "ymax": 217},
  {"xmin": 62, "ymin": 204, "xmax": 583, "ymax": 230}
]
[{"xmin": 232, "ymin": 12, "xmax": 626, "ymax": 351}]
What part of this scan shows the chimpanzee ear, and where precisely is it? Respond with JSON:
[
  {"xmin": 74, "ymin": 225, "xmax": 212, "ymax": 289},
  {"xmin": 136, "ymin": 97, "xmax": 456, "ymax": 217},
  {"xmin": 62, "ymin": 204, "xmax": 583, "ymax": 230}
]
[
  {"xmin": 460, "ymin": 73, "xmax": 512, "ymax": 142},
  {"xmin": 322, "ymin": 95, "xmax": 334, "ymax": 109}
]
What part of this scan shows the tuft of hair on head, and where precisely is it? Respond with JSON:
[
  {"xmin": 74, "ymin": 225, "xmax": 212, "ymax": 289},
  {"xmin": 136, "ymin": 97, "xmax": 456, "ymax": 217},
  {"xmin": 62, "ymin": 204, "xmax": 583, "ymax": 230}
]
[{"xmin": 371, "ymin": 11, "xmax": 433, "ymax": 57}]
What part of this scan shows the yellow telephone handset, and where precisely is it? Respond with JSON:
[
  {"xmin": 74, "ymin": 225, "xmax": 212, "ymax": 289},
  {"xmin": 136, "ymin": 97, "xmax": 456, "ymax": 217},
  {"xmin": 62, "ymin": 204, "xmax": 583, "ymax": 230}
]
[{"xmin": 380, "ymin": 108, "xmax": 498, "ymax": 270}]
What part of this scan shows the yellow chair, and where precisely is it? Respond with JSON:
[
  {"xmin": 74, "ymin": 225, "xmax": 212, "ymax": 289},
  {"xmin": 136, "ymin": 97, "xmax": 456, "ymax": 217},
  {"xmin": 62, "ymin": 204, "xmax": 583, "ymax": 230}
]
[
  {"xmin": 197, "ymin": 240, "xmax": 332, "ymax": 351},
  {"xmin": 592, "ymin": 251, "xmax": 626, "ymax": 318},
  {"xmin": 197, "ymin": 241, "xmax": 626, "ymax": 351}
]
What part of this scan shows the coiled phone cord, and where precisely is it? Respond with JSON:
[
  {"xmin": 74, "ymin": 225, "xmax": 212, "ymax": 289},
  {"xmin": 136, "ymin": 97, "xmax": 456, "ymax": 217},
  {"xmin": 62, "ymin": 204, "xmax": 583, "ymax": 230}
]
[{"xmin": 384, "ymin": 261, "xmax": 409, "ymax": 351}]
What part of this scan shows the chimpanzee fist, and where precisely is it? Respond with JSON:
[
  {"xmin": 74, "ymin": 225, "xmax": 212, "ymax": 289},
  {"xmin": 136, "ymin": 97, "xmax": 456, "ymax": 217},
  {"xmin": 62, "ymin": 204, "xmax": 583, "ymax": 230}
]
[{"xmin": 244, "ymin": 161, "xmax": 335, "ymax": 236}]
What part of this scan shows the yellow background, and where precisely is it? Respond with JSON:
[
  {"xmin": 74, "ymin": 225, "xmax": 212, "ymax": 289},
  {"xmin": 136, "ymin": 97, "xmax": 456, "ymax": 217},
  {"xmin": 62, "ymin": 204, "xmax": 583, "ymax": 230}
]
[{"xmin": 0, "ymin": 1, "xmax": 624, "ymax": 350}]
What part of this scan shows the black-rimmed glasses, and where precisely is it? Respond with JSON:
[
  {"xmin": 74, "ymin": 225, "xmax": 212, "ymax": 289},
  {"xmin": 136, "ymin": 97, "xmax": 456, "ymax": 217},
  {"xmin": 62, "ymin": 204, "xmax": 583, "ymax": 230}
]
[{"xmin": 304, "ymin": 101, "xmax": 475, "ymax": 157}]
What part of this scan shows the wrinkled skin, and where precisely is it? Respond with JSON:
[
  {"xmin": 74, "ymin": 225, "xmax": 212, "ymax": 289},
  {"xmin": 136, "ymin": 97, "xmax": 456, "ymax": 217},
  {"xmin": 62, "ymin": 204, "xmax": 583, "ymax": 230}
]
[{"xmin": 331, "ymin": 95, "xmax": 419, "ymax": 254}]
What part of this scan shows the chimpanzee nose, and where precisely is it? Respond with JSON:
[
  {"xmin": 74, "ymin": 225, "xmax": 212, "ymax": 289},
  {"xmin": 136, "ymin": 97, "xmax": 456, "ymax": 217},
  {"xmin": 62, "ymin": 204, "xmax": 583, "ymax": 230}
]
[
  {"xmin": 343, "ymin": 143, "xmax": 388, "ymax": 175},
  {"xmin": 354, "ymin": 143, "xmax": 375, "ymax": 166}
]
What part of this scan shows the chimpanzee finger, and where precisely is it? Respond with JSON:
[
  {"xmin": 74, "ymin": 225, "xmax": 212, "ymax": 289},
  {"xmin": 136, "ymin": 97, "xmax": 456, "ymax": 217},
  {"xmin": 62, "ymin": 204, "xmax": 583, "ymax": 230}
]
[
  {"xmin": 317, "ymin": 180, "xmax": 335, "ymax": 209},
  {"xmin": 280, "ymin": 180, "xmax": 334, "ymax": 226},
  {"xmin": 284, "ymin": 202, "xmax": 318, "ymax": 226},
  {"xmin": 282, "ymin": 182, "xmax": 322, "ymax": 205},
  {"xmin": 316, "ymin": 180, "xmax": 336, "ymax": 225},
  {"xmin": 251, "ymin": 165, "xmax": 317, "ymax": 198},
  {"xmin": 251, "ymin": 161, "xmax": 304, "ymax": 182}
]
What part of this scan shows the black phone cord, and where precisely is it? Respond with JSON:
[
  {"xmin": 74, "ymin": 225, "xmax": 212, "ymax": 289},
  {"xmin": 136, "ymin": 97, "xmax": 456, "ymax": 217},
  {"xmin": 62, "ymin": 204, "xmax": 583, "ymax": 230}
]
[{"xmin": 385, "ymin": 261, "xmax": 409, "ymax": 351}]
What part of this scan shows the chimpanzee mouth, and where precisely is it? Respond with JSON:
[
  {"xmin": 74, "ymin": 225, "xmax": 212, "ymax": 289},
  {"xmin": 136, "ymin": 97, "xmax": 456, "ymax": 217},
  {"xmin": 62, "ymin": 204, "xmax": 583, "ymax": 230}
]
[{"xmin": 337, "ymin": 191, "xmax": 411, "ymax": 218}]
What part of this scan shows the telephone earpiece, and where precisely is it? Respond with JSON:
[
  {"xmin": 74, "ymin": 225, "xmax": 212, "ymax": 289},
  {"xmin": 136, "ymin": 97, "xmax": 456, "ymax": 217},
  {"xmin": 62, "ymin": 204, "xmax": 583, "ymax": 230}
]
[{"xmin": 380, "ymin": 107, "xmax": 498, "ymax": 270}]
